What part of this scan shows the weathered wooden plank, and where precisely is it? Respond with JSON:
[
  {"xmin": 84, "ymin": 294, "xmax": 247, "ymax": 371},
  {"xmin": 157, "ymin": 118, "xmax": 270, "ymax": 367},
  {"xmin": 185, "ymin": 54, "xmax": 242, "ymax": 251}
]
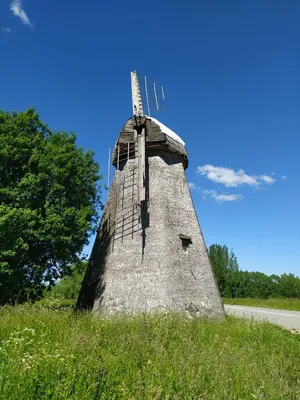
[{"xmin": 112, "ymin": 117, "xmax": 188, "ymax": 168}]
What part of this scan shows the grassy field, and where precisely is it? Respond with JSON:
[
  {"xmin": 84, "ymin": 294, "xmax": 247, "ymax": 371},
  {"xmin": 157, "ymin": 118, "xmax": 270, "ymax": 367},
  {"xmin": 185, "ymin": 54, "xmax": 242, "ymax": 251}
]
[
  {"xmin": 0, "ymin": 306, "xmax": 299, "ymax": 400},
  {"xmin": 223, "ymin": 297, "xmax": 300, "ymax": 311}
]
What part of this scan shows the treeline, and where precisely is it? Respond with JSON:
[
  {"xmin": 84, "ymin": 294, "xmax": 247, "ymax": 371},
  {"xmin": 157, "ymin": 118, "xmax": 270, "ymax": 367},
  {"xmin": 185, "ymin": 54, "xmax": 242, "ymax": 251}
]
[{"xmin": 209, "ymin": 244, "xmax": 300, "ymax": 299}]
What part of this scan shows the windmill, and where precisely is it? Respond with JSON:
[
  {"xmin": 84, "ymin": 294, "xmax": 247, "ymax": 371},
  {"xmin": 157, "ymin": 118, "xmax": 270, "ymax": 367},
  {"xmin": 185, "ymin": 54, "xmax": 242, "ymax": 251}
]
[{"xmin": 77, "ymin": 71, "xmax": 224, "ymax": 318}]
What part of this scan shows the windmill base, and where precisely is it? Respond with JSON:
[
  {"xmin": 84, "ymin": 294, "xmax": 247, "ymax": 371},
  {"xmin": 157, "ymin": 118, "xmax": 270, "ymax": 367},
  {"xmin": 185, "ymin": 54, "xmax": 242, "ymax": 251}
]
[{"xmin": 77, "ymin": 154, "xmax": 225, "ymax": 319}]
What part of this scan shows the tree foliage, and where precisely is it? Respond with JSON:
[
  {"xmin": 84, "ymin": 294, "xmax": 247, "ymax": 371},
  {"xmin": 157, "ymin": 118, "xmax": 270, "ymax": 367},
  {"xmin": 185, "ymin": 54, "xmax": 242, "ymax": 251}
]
[
  {"xmin": 45, "ymin": 262, "xmax": 87, "ymax": 301},
  {"xmin": 0, "ymin": 109, "xmax": 101, "ymax": 304},
  {"xmin": 209, "ymin": 244, "xmax": 300, "ymax": 299}
]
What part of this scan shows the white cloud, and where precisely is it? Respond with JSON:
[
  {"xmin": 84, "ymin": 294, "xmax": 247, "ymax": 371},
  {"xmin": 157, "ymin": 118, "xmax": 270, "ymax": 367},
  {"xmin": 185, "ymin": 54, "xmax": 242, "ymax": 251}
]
[
  {"xmin": 197, "ymin": 164, "xmax": 276, "ymax": 187},
  {"xmin": 202, "ymin": 189, "xmax": 242, "ymax": 203},
  {"xmin": 1, "ymin": 27, "xmax": 11, "ymax": 33},
  {"xmin": 281, "ymin": 175, "xmax": 287, "ymax": 180},
  {"xmin": 213, "ymin": 193, "xmax": 242, "ymax": 203},
  {"xmin": 188, "ymin": 182, "xmax": 201, "ymax": 191},
  {"xmin": 189, "ymin": 181, "xmax": 241, "ymax": 203},
  {"xmin": 258, "ymin": 175, "xmax": 276, "ymax": 184},
  {"xmin": 10, "ymin": 0, "xmax": 33, "ymax": 27}
]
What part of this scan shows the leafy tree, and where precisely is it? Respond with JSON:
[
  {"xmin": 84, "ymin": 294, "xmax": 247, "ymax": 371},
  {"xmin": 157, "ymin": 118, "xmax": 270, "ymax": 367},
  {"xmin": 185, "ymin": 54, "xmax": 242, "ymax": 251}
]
[
  {"xmin": 208, "ymin": 244, "xmax": 228, "ymax": 294},
  {"xmin": 228, "ymin": 250, "xmax": 239, "ymax": 273},
  {"xmin": 45, "ymin": 262, "xmax": 87, "ymax": 301},
  {"xmin": 269, "ymin": 274, "xmax": 281, "ymax": 298},
  {"xmin": 278, "ymin": 273, "xmax": 300, "ymax": 298},
  {"xmin": 0, "ymin": 108, "xmax": 101, "ymax": 304},
  {"xmin": 208, "ymin": 244, "xmax": 239, "ymax": 297}
]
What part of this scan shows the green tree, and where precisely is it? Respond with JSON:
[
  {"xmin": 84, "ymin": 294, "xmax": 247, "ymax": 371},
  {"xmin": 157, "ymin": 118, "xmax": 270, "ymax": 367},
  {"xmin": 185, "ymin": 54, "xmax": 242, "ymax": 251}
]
[
  {"xmin": 278, "ymin": 273, "xmax": 300, "ymax": 298},
  {"xmin": 208, "ymin": 244, "xmax": 229, "ymax": 295},
  {"xmin": 208, "ymin": 244, "xmax": 239, "ymax": 296},
  {"xmin": 0, "ymin": 108, "xmax": 101, "ymax": 305},
  {"xmin": 46, "ymin": 262, "xmax": 87, "ymax": 301}
]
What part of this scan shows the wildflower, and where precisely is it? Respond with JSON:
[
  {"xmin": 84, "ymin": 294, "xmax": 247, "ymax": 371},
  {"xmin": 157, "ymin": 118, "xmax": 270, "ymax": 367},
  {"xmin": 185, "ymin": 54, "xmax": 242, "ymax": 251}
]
[{"xmin": 23, "ymin": 328, "xmax": 36, "ymax": 333}]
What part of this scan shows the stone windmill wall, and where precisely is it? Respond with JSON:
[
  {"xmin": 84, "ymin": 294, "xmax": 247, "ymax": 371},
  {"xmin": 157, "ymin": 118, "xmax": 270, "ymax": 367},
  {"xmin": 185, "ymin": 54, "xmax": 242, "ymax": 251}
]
[{"xmin": 77, "ymin": 117, "xmax": 225, "ymax": 318}]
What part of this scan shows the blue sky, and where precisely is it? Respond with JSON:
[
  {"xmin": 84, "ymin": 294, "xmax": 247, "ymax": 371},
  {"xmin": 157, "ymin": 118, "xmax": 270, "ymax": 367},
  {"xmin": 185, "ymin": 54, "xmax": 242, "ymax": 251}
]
[{"xmin": 1, "ymin": 1, "xmax": 299, "ymax": 276}]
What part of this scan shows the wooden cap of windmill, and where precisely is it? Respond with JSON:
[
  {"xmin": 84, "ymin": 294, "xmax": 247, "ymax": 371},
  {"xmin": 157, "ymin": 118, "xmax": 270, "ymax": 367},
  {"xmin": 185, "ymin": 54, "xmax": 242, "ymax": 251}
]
[{"xmin": 112, "ymin": 117, "xmax": 188, "ymax": 169}]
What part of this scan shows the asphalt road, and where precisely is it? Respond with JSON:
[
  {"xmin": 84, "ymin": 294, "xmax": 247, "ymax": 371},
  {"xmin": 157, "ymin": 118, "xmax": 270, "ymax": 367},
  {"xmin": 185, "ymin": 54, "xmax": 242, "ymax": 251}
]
[{"xmin": 224, "ymin": 304, "xmax": 300, "ymax": 332}]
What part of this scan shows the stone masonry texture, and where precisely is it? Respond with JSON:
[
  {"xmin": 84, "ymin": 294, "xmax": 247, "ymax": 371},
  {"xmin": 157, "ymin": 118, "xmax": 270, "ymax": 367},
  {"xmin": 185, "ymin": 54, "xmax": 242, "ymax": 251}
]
[{"xmin": 77, "ymin": 119, "xmax": 225, "ymax": 318}]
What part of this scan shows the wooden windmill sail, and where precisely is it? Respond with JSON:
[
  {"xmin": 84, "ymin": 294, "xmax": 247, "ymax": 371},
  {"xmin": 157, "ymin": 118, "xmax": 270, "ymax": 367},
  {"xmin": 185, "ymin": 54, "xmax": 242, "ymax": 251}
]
[
  {"xmin": 131, "ymin": 71, "xmax": 146, "ymax": 206},
  {"xmin": 77, "ymin": 71, "xmax": 225, "ymax": 318}
]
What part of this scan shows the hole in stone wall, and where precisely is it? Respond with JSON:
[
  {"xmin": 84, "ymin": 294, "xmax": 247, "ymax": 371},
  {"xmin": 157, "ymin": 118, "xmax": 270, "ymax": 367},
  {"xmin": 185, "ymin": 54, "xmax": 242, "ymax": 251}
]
[{"xmin": 179, "ymin": 234, "xmax": 193, "ymax": 251}]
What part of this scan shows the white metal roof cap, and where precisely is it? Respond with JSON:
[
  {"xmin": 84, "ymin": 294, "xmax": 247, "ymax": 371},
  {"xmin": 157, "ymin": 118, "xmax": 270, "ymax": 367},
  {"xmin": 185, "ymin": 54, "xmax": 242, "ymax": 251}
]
[{"xmin": 147, "ymin": 116, "xmax": 185, "ymax": 146}]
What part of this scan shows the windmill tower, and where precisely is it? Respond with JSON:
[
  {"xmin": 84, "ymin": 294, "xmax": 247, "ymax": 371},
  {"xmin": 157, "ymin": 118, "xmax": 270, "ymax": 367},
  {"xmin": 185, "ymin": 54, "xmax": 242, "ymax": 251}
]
[{"xmin": 77, "ymin": 71, "xmax": 225, "ymax": 318}]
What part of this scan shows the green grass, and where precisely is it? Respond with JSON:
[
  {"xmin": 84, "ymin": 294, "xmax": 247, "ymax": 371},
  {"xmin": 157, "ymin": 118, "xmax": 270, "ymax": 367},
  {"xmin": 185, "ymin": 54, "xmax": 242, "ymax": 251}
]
[
  {"xmin": 0, "ymin": 306, "xmax": 299, "ymax": 400},
  {"xmin": 223, "ymin": 297, "xmax": 300, "ymax": 311}
]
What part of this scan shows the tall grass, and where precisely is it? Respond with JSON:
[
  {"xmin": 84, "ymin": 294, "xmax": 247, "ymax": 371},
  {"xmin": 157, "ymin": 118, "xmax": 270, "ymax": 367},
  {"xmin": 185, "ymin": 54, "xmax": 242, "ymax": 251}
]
[
  {"xmin": 0, "ymin": 305, "xmax": 299, "ymax": 399},
  {"xmin": 223, "ymin": 297, "xmax": 300, "ymax": 311}
]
